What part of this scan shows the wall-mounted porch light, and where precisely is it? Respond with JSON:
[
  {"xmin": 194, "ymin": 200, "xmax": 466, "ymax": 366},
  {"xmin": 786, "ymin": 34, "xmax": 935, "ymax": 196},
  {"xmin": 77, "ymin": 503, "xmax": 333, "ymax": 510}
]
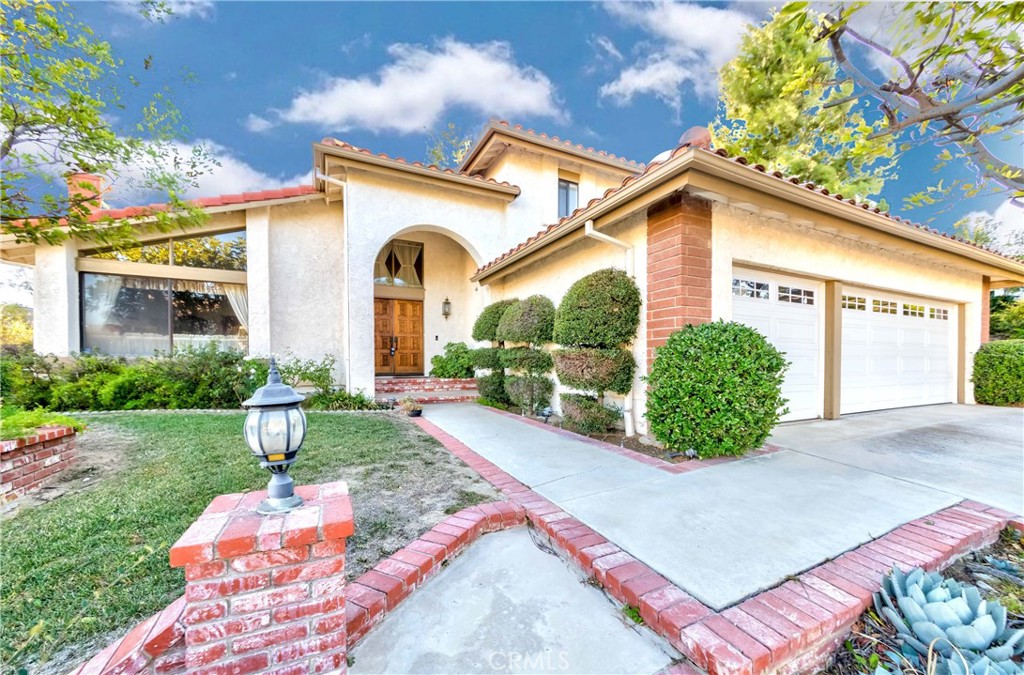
[
  {"xmin": 241, "ymin": 358, "xmax": 307, "ymax": 514},
  {"xmin": 442, "ymin": 297, "xmax": 452, "ymax": 320}
]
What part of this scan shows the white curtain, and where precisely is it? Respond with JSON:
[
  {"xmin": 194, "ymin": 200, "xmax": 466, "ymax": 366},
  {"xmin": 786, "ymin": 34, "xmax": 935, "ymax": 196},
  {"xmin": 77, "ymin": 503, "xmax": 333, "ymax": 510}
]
[
  {"xmin": 392, "ymin": 241, "xmax": 422, "ymax": 287},
  {"xmin": 374, "ymin": 249, "xmax": 391, "ymax": 284},
  {"xmin": 223, "ymin": 284, "xmax": 249, "ymax": 331},
  {"xmin": 87, "ymin": 276, "xmax": 124, "ymax": 327}
]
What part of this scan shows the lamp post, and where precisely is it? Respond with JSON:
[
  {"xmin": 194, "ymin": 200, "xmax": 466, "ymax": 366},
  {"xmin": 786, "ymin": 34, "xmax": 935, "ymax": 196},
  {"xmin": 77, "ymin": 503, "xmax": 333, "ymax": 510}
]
[{"xmin": 241, "ymin": 358, "xmax": 307, "ymax": 514}]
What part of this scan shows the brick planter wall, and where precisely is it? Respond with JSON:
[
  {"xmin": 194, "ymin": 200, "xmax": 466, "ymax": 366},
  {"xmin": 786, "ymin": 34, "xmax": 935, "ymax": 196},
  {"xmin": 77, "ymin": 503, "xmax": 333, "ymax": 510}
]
[{"xmin": 0, "ymin": 426, "xmax": 77, "ymax": 504}]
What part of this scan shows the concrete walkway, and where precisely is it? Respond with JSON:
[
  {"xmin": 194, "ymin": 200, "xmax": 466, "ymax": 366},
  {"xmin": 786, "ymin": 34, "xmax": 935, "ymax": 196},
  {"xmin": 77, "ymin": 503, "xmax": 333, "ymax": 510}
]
[
  {"xmin": 349, "ymin": 528, "xmax": 673, "ymax": 675},
  {"xmin": 422, "ymin": 404, "xmax": 1021, "ymax": 611}
]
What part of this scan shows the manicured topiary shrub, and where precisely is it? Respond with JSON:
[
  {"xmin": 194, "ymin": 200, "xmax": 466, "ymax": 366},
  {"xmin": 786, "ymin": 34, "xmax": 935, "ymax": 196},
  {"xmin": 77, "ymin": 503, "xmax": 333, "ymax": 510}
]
[
  {"xmin": 471, "ymin": 347, "xmax": 503, "ymax": 370},
  {"xmin": 553, "ymin": 347, "xmax": 634, "ymax": 395},
  {"xmin": 472, "ymin": 299, "xmax": 518, "ymax": 342},
  {"xmin": 476, "ymin": 372, "xmax": 510, "ymax": 404},
  {"xmin": 429, "ymin": 342, "xmax": 475, "ymax": 378},
  {"xmin": 646, "ymin": 321, "xmax": 789, "ymax": 458},
  {"xmin": 553, "ymin": 268, "xmax": 642, "ymax": 348},
  {"xmin": 496, "ymin": 295, "xmax": 555, "ymax": 345},
  {"xmin": 504, "ymin": 374, "xmax": 554, "ymax": 413},
  {"xmin": 499, "ymin": 347, "xmax": 554, "ymax": 374},
  {"xmin": 973, "ymin": 339, "xmax": 1024, "ymax": 406},
  {"xmin": 560, "ymin": 393, "xmax": 621, "ymax": 434}
]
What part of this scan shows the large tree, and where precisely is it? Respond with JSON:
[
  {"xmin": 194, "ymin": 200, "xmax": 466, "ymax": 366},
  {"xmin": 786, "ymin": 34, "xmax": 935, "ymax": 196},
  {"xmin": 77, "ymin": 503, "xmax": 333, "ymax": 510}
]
[
  {"xmin": 812, "ymin": 2, "xmax": 1024, "ymax": 208},
  {"xmin": 425, "ymin": 122, "xmax": 474, "ymax": 169},
  {"xmin": 1, "ymin": 0, "xmax": 213, "ymax": 247},
  {"xmin": 711, "ymin": 8, "xmax": 897, "ymax": 201}
]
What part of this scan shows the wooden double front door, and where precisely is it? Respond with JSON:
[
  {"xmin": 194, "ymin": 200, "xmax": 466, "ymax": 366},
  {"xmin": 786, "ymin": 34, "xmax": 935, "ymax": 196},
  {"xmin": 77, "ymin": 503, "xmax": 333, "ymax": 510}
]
[{"xmin": 374, "ymin": 298, "xmax": 424, "ymax": 375}]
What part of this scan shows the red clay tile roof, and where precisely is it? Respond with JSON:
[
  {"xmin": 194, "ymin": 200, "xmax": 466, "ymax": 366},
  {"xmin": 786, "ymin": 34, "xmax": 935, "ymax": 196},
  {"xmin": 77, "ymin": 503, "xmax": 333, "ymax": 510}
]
[
  {"xmin": 90, "ymin": 185, "xmax": 319, "ymax": 221},
  {"xmin": 319, "ymin": 137, "xmax": 519, "ymax": 191},
  {"xmin": 471, "ymin": 120, "xmax": 644, "ymax": 172},
  {"xmin": 474, "ymin": 142, "xmax": 1020, "ymax": 276}
]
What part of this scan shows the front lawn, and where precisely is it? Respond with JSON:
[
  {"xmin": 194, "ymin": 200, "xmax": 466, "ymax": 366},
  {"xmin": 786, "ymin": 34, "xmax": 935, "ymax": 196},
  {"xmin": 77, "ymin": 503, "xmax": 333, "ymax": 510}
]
[{"xmin": 0, "ymin": 411, "xmax": 497, "ymax": 672}]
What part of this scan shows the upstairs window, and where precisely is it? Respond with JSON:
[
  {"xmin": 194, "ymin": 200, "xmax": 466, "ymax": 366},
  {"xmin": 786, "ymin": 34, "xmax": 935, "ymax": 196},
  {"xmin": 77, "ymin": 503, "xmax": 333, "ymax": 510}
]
[{"xmin": 558, "ymin": 179, "xmax": 578, "ymax": 219}]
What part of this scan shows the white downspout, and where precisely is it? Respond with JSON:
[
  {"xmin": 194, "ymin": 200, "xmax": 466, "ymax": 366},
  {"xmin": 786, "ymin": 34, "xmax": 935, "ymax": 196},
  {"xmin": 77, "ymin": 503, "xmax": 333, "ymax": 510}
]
[{"xmin": 583, "ymin": 220, "xmax": 636, "ymax": 437}]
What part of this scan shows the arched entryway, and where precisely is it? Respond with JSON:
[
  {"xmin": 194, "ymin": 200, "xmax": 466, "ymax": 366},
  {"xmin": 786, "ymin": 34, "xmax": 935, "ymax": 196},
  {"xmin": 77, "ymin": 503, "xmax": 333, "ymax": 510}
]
[{"xmin": 371, "ymin": 227, "xmax": 483, "ymax": 378}]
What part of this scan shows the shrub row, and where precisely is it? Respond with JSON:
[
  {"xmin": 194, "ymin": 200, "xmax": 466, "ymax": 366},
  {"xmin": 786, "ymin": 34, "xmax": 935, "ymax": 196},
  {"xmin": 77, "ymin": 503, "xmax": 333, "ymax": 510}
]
[{"xmin": 0, "ymin": 345, "xmax": 381, "ymax": 412}]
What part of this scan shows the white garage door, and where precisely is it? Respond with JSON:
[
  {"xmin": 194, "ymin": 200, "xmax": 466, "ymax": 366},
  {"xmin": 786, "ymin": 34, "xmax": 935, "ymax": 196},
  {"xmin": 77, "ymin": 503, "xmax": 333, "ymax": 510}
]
[
  {"xmin": 841, "ymin": 288, "xmax": 955, "ymax": 414},
  {"xmin": 732, "ymin": 269, "xmax": 823, "ymax": 421}
]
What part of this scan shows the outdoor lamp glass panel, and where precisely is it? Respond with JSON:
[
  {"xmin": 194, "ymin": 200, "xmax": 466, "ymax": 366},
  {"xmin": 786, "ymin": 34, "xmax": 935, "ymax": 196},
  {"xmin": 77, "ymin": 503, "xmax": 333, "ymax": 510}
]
[{"xmin": 442, "ymin": 297, "xmax": 452, "ymax": 319}]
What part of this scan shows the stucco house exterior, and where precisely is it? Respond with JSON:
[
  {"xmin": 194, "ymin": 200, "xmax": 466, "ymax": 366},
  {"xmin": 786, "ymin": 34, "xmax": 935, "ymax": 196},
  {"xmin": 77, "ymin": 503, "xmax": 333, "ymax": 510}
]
[{"xmin": 4, "ymin": 120, "xmax": 1022, "ymax": 434}]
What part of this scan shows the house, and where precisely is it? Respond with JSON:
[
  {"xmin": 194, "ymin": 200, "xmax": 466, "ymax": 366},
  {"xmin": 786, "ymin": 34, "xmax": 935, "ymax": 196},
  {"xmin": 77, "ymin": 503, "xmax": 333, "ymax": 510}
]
[{"xmin": 4, "ymin": 121, "xmax": 1022, "ymax": 433}]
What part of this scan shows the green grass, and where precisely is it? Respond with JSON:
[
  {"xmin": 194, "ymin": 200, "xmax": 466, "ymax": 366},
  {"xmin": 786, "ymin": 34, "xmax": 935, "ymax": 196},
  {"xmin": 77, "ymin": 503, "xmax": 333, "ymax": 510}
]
[{"xmin": 0, "ymin": 412, "xmax": 429, "ymax": 669}]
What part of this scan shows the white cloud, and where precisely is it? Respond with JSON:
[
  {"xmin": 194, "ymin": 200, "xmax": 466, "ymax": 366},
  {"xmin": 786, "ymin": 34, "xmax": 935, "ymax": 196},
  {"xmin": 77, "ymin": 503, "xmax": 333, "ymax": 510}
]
[
  {"xmin": 959, "ymin": 199, "xmax": 1024, "ymax": 256},
  {"xmin": 110, "ymin": 0, "xmax": 215, "ymax": 21},
  {"xmin": 266, "ymin": 38, "xmax": 566, "ymax": 134},
  {"xmin": 600, "ymin": 2, "xmax": 754, "ymax": 115},
  {"xmin": 592, "ymin": 35, "xmax": 624, "ymax": 62},
  {"xmin": 243, "ymin": 114, "xmax": 276, "ymax": 134}
]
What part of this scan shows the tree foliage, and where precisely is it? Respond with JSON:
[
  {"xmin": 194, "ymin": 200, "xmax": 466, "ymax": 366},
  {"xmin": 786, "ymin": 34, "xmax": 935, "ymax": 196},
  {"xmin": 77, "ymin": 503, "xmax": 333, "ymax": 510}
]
[
  {"xmin": 1, "ymin": 0, "xmax": 214, "ymax": 246},
  {"xmin": 426, "ymin": 122, "xmax": 474, "ymax": 170},
  {"xmin": 495, "ymin": 295, "xmax": 555, "ymax": 346},
  {"xmin": 471, "ymin": 299, "xmax": 517, "ymax": 343},
  {"xmin": 711, "ymin": 8, "xmax": 897, "ymax": 200},
  {"xmin": 0, "ymin": 303, "xmax": 32, "ymax": 348},
  {"xmin": 990, "ymin": 298, "xmax": 1024, "ymax": 340},
  {"xmin": 553, "ymin": 268, "xmax": 642, "ymax": 348},
  {"xmin": 806, "ymin": 1, "xmax": 1024, "ymax": 207}
]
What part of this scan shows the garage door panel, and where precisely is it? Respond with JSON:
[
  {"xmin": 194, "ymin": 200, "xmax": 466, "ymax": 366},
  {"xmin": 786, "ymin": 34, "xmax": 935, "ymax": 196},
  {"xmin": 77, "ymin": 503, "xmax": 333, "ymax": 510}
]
[
  {"xmin": 841, "ymin": 287, "xmax": 955, "ymax": 414},
  {"xmin": 732, "ymin": 268, "xmax": 823, "ymax": 421}
]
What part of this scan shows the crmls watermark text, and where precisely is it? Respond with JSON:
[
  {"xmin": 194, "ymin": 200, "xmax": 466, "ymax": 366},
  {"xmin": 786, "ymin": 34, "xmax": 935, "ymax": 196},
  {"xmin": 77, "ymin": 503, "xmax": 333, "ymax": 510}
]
[{"xmin": 486, "ymin": 650, "xmax": 571, "ymax": 672}]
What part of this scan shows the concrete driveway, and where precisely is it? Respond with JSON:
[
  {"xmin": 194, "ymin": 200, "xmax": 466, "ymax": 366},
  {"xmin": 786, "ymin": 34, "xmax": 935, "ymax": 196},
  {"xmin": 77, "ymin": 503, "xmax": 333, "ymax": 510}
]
[{"xmin": 769, "ymin": 404, "xmax": 1024, "ymax": 515}]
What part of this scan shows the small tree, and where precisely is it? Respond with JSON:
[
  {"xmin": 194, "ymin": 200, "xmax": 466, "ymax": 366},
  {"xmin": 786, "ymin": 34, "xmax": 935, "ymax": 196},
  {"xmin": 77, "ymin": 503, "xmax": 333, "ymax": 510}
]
[
  {"xmin": 470, "ymin": 299, "xmax": 517, "ymax": 406},
  {"xmin": 495, "ymin": 295, "xmax": 556, "ymax": 414},
  {"xmin": 1, "ymin": 0, "xmax": 214, "ymax": 246},
  {"xmin": 553, "ymin": 269, "xmax": 641, "ymax": 433}
]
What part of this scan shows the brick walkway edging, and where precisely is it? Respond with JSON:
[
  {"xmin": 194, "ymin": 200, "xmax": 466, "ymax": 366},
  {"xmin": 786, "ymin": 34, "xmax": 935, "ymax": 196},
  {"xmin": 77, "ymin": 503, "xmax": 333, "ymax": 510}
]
[{"xmin": 414, "ymin": 416, "xmax": 1023, "ymax": 675}]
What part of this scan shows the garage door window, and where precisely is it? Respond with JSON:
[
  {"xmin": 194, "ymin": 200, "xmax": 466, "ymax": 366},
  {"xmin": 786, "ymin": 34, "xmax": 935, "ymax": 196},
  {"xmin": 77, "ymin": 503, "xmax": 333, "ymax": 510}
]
[
  {"xmin": 872, "ymin": 299, "xmax": 897, "ymax": 314},
  {"xmin": 732, "ymin": 278, "xmax": 769, "ymax": 299},
  {"xmin": 779, "ymin": 286, "xmax": 814, "ymax": 305},
  {"xmin": 903, "ymin": 303, "xmax": 925, "ymax": 318},
  {"xmin": 842, "ymin": 295, "xmax": 866, "ymax": 310},
  {"xmin": 930, "ymin": 307, "xmax": 949, "ymax": 320}
]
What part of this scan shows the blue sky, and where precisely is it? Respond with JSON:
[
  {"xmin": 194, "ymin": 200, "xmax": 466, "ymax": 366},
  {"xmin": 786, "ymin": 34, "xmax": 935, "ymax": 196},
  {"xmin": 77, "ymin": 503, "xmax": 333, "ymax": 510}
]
[{"xmin": 64, "ymin": 1, "xmax": 1024, "ymax": 239}]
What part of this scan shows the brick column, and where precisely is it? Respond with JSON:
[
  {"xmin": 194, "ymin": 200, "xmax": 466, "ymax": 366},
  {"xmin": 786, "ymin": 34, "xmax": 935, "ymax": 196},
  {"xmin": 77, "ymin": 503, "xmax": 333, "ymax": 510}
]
[
  {"xmin": 169, "ymin": 481, "xmax": 355, "ymax": 674},
  {"xmin": 646, "ymin": 193, "xmax": 713, "ymax": 368}
]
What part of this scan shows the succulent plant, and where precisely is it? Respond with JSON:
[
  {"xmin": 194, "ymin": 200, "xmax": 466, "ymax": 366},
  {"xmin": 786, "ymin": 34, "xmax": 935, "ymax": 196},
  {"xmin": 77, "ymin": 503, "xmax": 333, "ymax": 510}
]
[{"xmin": 870, "ymin": 566, "xmax": 1024, "ymax": 675}]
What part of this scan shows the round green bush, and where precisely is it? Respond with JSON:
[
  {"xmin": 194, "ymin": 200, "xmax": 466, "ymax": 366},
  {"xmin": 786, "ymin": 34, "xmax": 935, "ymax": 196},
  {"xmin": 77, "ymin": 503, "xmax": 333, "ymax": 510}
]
[
  {"xmin": 646, "ymin": 321, "xmax": 789, "ymax": 458},
  {"xmin": 429, "ymin": 342, "xmax": 475, "ymax": 378},
  {"xmin": 553, "ymin": 347, "xmax": 635, "ymax": 395},
  {"xmin": 496, "ymin": 295, "xmax": 555, "ymax": 345},
  {"xmin": 499, "ymin": 347, "xmax": 553, "ymax": 374},
  {"xmin": 560, "ymin": 393, "xmax": 621, "ymax": 434},
  {"xmin": 472, "ymin": 299, "xmax": 518, "ymax": 342},
  {"xmin": 475, "ymin": 372, "xmax": 510, "ymax": 404},
  {"xmin": 553, "ymin": 268, "xmax": 642, "ymax": 348},
  {"xmin": 472, "ymin": 347, "xmax": 503, "ymax": 371},
  {"xmin": 972, "ymin": 339, "xmax": 1024, "ymax": 406},
  {"xmin": 504, "ymin": 374, "xmax": 554, "ymax": 413}
]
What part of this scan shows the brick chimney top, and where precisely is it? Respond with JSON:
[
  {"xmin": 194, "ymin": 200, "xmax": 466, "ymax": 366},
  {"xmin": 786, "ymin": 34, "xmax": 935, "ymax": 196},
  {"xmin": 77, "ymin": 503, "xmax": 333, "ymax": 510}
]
[{"xmin": 66, "ymin": 172, "xmax": 107, "ymax": 212}]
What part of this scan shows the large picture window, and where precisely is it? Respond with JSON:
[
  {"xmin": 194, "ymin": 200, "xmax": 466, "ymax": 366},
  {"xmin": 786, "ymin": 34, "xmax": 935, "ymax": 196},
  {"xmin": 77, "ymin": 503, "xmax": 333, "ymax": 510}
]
[
  {"xmin": 374, "ymin": 240, "xmax": 424, "ymax": 287},
  {"xmin": 83, "ymin": 230, "xmax": 246, "ymax": 271},
  {"xmin": 81, "ymin": 273, "xmax": 247, "ymax": 356}
]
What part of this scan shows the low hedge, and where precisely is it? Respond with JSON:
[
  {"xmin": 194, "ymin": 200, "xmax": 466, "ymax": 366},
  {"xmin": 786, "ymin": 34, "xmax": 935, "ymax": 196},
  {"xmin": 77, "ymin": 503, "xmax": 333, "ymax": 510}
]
[
  {"xmin": 496, "ymin": 295, "xmax": 555, "ymax": 345},
  {"xmin": 646, "ymin": 321, "xmax": 788, "ymax": 458},
  {"xmin": 475, "ymin": 372, "xmax": 510, "ymax": 404},
  {"xmin": 499, "ymin": 347, "xmax": 553, "ymax": 374},
  {"xmin": 471, "ymin": 347, "xmax": 503, "ymax": 371},
  {"xmin": 553, "ymin": 268, "xmax": 642, "ymax": 348},
  {"xmin": 973, "ymin": 340, "xmax": 1024, "ymax": 406},
  {"xmin": 472, "ymin": 299, "xmax": 518, "ymax": 342},
  {"xmin": 553, "ymin": 347, "xmax": 635, "ymax": 395},
  {"xmin": 504, "ymin": 374, "xmax": 554, "ymax": 413},
  {"xmin": 560, "ymin": 393, "xmax": 621, "ymax": 434}
]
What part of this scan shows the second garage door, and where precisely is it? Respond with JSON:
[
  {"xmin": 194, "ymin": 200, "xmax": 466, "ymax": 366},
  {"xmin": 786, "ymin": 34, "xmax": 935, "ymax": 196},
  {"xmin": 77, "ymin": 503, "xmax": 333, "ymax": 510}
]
[{"xmin": 841, "ymin": 288, "xmax": 956, "ymax": 414}]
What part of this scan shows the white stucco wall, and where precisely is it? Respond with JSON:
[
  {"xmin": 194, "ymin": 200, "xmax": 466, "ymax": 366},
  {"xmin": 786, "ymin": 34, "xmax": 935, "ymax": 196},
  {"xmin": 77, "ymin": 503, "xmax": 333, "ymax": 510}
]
[
  {"xmin": 489, "ymin": 213, "xmax": 649, "ymax": 431},
  {"xmin": 264, "ymin": 200, "xmax": 346, "ymax": 377},
  {"xmin": 32, "ymin": 240, "xmax": 79, "ymax": 355},
  {"xmin": 711, "ymin": 203, "xmax": 985, "ymax": 402}
]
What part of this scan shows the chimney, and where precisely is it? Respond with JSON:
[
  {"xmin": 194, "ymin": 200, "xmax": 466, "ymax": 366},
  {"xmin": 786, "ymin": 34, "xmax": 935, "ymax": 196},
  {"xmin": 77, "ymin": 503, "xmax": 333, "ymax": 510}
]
[{"xmin": 66, "ymin": 172, "xmax": 107, "ymax": 213}]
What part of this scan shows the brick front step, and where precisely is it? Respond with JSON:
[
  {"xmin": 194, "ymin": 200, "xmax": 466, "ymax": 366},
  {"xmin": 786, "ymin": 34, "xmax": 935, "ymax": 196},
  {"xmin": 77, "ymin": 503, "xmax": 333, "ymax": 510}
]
[
  {"xmin": 375, "ymin": 377, "xmax": 477, "ymax": 394},
  {"xmin": 376, "ymin": 390, "xmax": 478, "ymax": 405}
]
